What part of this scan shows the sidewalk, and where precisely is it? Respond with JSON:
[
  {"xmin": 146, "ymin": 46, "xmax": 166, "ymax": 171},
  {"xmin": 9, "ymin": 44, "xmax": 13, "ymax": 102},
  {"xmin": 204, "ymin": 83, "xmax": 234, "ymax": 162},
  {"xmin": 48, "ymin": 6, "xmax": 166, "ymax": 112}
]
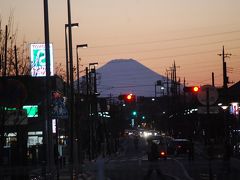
[
  {"xmin": 27, "ymin": 162, "xmax": 97, "ymax": 180},
  {"xmin": 53, "ymin": 152, "xmax": 125, "ymax": 180},
  {"xmin": 181, "ymin": 141, "xmax": 240, "ymax": 180},
  {"xmin": 58, "ymin": 161, "xmax": 97, "ymax": 180}
]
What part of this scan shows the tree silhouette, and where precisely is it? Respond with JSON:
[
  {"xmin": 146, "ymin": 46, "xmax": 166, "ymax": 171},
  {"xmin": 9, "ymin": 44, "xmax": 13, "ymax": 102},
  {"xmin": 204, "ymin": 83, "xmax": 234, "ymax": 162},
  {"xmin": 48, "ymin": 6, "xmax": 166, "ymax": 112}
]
[{"xmin": 0, "ymin": 12, "xmax": 30, "ymax": 76}]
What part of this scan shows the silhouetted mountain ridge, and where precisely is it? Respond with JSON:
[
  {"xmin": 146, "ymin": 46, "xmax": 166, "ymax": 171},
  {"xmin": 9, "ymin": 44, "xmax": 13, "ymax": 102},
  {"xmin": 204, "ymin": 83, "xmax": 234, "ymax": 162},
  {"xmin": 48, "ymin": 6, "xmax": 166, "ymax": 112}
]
[{"xmin": 96, "ymin": 59, "xmax": 167, "ymax": 97}]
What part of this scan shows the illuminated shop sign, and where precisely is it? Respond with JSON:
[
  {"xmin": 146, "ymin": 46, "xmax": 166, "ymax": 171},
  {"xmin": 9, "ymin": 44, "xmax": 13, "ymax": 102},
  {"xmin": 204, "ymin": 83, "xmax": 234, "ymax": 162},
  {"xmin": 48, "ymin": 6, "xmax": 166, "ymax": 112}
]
[{"xmin": 30, "ymin": 43, "xmax": 54, "ymax": 77}]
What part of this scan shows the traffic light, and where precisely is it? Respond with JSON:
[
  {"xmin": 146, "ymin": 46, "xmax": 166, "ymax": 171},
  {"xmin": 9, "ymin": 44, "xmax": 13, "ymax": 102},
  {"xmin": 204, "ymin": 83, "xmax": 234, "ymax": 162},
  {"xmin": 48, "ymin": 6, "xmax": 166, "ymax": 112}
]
[
  {"xmin": 118, "ymin": 93, "xmax": 136, "ymax": 103},
  {"xmin": 183, "ymin": 86, "xmax": 200, "ymax": 93},
  {"xmin": 132, "ymin": 110, "xmax": 137, "ymax": 116},
  {"xmin": 193, "ymin": 86, "xmax": 200, "ymax": 92}
]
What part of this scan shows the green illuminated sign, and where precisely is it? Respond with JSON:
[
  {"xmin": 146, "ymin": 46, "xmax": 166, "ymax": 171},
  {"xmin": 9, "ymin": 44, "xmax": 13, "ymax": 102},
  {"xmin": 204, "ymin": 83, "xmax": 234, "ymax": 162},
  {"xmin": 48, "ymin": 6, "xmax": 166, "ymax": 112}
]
[
  {"xmin": 5, "ymin": 105, "xmax": 38, "ymax": 118},
  {"xmin": 23, "ymin": 105, "xmax": 38, "ymax": 117}
]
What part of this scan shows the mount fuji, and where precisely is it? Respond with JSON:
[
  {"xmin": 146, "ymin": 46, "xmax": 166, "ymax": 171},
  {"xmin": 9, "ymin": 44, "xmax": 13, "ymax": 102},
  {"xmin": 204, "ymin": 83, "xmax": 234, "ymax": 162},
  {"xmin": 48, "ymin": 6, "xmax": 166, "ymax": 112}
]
[{"xmin": 95, "ymin": 59, "xmax": 167, "ymax": 97}]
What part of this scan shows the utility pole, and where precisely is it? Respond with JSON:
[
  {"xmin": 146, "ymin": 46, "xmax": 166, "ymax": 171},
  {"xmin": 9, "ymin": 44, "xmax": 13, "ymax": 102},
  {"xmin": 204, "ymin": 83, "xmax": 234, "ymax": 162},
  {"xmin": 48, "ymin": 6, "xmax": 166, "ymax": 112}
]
[
  {"xmin": 65, "ymin": 23, "xmax": 79, "ymax": 95},
  {"xmin": 3, "ymin": 25, "xmax": 8, "ymax": 76},
  {"xmin": 92, "ymin": 66, "xmax": 97, "ymax": 158},
  {"xmin": 76, "ymin": 44, "xmax": 88, "ymax": 94},
  {"xmin": 178, "ymin": 77, "xmax": 181, "ymax": 95},
  {"xmin": 65, "ymin": 25, "xmax": 69, "ymax": 90},
  {"xmin": 166, "ymin": 69, "xmax": 170, "ymax": 96},
  {"xmin": 218, "ymin": 46, "xmax": 231, "ymax": 90},
  {"xmin": 212, "ymin": 72, "xmax": 215, "ymax": 87},
  {"xmin": 170, "ymin": 61, "xmax": 180, "ymax": 96},
  {"xmin": 173, "ymin": 62, "xmax": 177, "ymax": 96},
  {"xmin": 76, "ymin": 50, "xmax": 80, "ymax": 94},
  {"xmin": 14, "ymin": 45, "xmax": 18, "ymax": 76},
  {"xmin": 93, "ymin": 66, "xmax": 97, "ymax": 95},
  {"xmin": 66, "ymin": 0, "xmax": 76, "ymax": 179},
  {"xmin": 0, "ymin": 54, "xmax": 2, "ymax": 70},
  {"xmin": 43, "ymin": 0, "xmax": 53, "ymax": 179},
  {"xmin": 85, "ymin": 67, "xmax": 92, "ymax": 160},
  {"xmin": 183, "ymin": 77, "xmax": 186, "ymax": 106},
  {"xmin": 154, "ymin": 80, "xmax": 162, "ymax": 98},
  {"xmin": 88, "ymin": 63, "xmax": 98, "ymax": 159}
]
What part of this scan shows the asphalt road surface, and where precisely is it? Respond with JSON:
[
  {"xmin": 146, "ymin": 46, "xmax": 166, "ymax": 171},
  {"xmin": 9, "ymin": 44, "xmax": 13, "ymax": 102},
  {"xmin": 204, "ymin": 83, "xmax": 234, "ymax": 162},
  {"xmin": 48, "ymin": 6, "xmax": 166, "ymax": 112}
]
[
  {"xmin": 89, "ymin": 136, "xmax": 192, "ymax": 180},
  {"xmin": 87, "ymin": 135, "xmax": 240, "ymax": 180}
]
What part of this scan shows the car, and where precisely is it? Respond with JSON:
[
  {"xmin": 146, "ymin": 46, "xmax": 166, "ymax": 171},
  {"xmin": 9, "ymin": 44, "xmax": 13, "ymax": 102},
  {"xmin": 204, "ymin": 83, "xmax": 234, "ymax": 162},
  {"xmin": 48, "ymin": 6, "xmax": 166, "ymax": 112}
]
[
  {"xmin": 167, "ymin": 138, "xmax": 191, "ymax": 155},
  {"xmin": 147, "ymin": 135, "xmax": 168, "ymax": 159}
]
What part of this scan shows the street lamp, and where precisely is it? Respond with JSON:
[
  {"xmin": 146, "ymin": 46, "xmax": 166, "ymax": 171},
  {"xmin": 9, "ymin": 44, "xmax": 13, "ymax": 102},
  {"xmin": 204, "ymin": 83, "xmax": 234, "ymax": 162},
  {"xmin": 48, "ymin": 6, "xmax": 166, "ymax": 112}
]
[
  {"xmin": 76, "ymin": 44, "xmax": 88, "ymax": 93},
  {"xmin": 88, "ymin": 62, "xmax": 98, "ymax": 159},
  {"xmin": 43, "ymin": 0, "xmax": 52, "ymax": 179},
  {"xmin": 64, "ymin": 22, "xmax": 79, "ymax": 180},
  {"xmin": 161, "ymin": 86, "xmax": 165, "ymax": 95},
  {"xmin": 89, "ymin": 62, "xmax": 98, "ymax": 68},
  {"xmin": 65, "ymin": 23, "xmax": 79, "ymax": 88},
  {"xmin": 66, "ymin": 0, "xmax": 79, "ymax": 179},
  {"xmin": 89, "ymin": 62, "xmax": 98, "ymax": 94}
]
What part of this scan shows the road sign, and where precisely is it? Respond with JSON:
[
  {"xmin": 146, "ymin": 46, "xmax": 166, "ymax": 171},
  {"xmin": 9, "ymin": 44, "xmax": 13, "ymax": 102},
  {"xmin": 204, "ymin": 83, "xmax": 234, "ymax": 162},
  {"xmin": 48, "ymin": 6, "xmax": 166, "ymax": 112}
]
[
  {"xmin": 51, "ymin": 99, "xmax": 68, "ymax": 119},
  {"xmin": 197, "ymin": 85, "xmax": 218, "ymax": 106}
]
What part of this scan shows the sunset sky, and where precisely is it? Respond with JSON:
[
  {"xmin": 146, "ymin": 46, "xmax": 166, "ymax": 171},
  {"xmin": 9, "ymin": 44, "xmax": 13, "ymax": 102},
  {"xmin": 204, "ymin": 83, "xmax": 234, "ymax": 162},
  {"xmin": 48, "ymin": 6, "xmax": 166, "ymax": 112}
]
[{"xmin": 1, "ymin": 0, "xmax": 240, "ymax": 87}]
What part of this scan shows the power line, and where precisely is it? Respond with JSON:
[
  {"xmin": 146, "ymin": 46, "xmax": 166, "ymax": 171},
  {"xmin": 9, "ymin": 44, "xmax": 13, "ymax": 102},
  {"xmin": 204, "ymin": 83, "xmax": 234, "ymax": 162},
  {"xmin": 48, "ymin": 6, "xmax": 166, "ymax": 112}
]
[
  {"xmin": 55, "ymin": 46, "xmax": 240, "ymax": 68},
  {"xmin": 88, "ymin": 30, "xmax": 240, "ymax": 48},
  {"xmin": 68, "ymin": 38, "xmax": 240, "ymax": 58},
  {"xmin": 99, "ymin": 84, "xmax": 154, "ymax": 89},
  {"xmin": 140, "ymin": 46, "xmax": 240, "ymax": 61},
  {"xmin": 54, "ymin": 30, "xmax": 240, "ymax": 53}
]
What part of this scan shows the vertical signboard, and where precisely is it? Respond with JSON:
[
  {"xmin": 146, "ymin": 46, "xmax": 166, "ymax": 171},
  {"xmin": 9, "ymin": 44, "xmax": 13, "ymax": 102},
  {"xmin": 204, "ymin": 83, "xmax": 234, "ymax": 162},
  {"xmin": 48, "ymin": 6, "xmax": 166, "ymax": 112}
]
[
  {"xmin": 230, "ymin": 102, "xmax": 239, "ymax": 115},
  {"xmin": 30, "ymin": 43, "xmax": 54, "ymax": 76}
]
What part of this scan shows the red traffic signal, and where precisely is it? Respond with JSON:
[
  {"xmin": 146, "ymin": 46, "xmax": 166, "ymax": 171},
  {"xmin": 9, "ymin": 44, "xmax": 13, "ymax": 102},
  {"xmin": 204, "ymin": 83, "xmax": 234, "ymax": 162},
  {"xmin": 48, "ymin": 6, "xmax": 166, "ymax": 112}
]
[
  {"xmin": 118, "ymin": 93, "xmax": 136, "ymax": 103},
  {"xmin": 183, "ymin": 86, "xmax": 200, "ymax": 93},
  {"xmin": 126, "ymin": 94, "xmax": 134, "ymax": 100},
  {"xmin": 193, "ymin": 86, "xmax": 200, "ymax": 92}
]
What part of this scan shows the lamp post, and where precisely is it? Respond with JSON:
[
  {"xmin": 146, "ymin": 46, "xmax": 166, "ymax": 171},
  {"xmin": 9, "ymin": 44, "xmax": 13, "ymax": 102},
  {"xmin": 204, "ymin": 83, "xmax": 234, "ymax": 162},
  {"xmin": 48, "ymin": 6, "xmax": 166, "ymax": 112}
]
[
  {"xmin": 66, "ymin": 0, "xmax": 76, "ymax": 179},
  {"xmin": 76, "ymin": 44, "xmax": 88, "ymax": 94},
  {"xmin": 88, "ymin": 62, "xmax": 98, "ymax": 94},
  {"xmin": 65, "ymin": 23, "xmax": 78, "ymax": 88},
  {"xmin": 161, "ymin": 86, "xmax": 165, "ymax": 96},
  {"xmin": 88, "ymin": 62, "xmax": 98, "ymax": 159},
  {"xmin": 43, "ymin": 0, "xmax": 52, "ymax": 179},
  {"xmin": 89, "ymin": 62, "xmax": 98, "ymax": 67}
]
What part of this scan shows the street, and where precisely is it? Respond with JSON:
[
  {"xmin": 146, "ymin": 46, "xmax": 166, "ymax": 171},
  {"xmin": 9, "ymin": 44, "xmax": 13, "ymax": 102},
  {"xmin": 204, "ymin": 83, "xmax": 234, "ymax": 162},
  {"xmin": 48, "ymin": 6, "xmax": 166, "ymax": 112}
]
[
  {"xmin": 86, "ymin": 136, "xmax": 192, "ymax": 180},
  {"xmin": 82, "ymin": 135, "xmax": 240, "ymax": 180}
]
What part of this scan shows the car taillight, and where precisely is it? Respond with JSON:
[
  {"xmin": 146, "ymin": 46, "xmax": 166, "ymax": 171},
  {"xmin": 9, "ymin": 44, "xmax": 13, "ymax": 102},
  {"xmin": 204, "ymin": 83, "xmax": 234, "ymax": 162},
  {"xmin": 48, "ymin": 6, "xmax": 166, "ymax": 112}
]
[{"xmin": 160, "ymin": 151, "xmax": 165, "ymax": 156}]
